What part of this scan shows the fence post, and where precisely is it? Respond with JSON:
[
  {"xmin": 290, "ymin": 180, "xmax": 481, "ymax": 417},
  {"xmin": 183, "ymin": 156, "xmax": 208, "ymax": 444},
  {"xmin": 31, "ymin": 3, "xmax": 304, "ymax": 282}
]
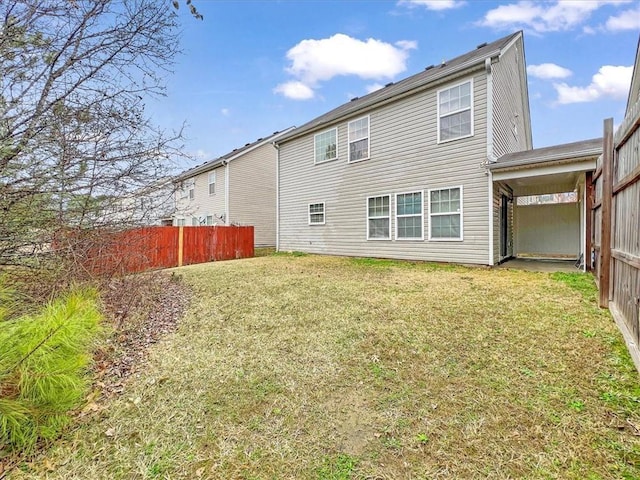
[
  {"xmin": 599, "ymin": 118, "xmax": 613, "ymax": 308},
  {"xmin": 178, "ymin": 226, "xmax": 184, "ymax": 267}
]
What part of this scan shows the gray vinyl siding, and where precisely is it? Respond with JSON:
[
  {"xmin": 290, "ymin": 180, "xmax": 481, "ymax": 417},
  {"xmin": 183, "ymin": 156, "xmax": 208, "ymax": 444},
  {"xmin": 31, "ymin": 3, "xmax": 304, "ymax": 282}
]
[
  {"xmin": 279, "ymin": 71, "xmax": 491, "ymax": 265},
  {"xmin": 228, "ymin": 143, "xmax": 277, "ymax": 246},
  {"xmin": 174, "ymin": 165, "xmax": 226, "ymax": 225},
  {"xmin": 492, "ymin": 37, "xmax": 529, "ymax": 158}
]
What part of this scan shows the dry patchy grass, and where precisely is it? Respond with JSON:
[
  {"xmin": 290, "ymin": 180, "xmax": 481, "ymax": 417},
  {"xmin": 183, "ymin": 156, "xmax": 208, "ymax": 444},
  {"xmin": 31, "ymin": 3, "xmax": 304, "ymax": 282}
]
[{"xmin": 8, "ymin": 255, "xmax": 640, "ymax": 479}]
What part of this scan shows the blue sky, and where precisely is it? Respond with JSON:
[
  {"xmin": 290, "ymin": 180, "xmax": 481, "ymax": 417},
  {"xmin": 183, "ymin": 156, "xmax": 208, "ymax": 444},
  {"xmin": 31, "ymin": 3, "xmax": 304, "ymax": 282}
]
[{"xmin": 154, "ymin": 0, "xmax": 640, "ymax": 171}]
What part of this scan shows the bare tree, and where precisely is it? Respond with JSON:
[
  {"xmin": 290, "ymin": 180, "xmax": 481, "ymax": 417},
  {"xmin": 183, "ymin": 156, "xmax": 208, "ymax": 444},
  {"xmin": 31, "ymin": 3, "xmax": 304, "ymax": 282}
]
[{"xmin": 0, "ymin": 0, "xmax": 185, "ymax": 268}]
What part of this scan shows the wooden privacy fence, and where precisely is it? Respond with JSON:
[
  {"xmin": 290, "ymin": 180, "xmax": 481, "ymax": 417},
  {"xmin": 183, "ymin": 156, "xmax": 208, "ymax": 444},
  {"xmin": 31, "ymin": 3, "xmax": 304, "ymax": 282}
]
[
  {"xmin": 591, "ymin": 104, "xmax": 640, "ymax": 370},
  {"xmin": 67, "ymin": 226, "xmax": 254, "ymax": 276}
]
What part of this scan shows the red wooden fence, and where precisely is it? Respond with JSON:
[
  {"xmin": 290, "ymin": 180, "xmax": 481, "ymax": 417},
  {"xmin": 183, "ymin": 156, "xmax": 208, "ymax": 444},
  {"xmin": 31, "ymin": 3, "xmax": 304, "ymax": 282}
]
[{"xmin": 64, "ymin": 226, "xmax": 254, "ymax": 276}]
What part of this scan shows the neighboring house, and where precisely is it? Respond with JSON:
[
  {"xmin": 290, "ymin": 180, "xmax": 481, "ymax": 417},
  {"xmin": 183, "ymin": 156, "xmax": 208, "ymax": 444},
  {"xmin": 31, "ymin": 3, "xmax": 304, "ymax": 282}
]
[
  {"xmin": 275, "ymin": 31, "xmax": 600, "ymax": 267},
  {"xmin": 174, "ymin": 128, "xmax": 294, "ymax": 247},
  {"xmin": 98, "ymin": 177, "xmax": 176, "ymax": 227}
]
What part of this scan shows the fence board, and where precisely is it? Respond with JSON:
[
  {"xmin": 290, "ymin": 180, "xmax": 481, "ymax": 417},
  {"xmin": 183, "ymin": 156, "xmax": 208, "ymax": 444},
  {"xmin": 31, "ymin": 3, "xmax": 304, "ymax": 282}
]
[
  {"xmin": 593, "ymin": 98, "xmax": 640, "ymax": 371},
  {"xmin": 72, "ymin": 226, "xmax": 253, "ymax": 276}
]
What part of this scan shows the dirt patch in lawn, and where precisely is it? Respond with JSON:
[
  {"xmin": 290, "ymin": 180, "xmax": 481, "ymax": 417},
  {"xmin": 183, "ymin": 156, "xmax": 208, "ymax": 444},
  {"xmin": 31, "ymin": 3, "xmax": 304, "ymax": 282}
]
[{"xmin": 94, "ymin": 272, "xmax": 190, "ymax": 397}]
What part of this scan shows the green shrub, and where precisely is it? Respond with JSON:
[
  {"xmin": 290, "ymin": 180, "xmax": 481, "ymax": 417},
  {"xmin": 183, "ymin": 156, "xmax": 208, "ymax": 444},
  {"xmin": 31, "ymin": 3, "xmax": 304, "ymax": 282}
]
[{"xmin": 0, "ymin": 289, "xmax": 102, "ymax": 454}]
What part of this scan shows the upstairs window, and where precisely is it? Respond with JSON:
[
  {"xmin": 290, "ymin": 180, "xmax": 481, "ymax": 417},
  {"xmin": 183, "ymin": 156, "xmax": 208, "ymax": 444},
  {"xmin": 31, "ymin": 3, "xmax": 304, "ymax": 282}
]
[
  {"xmin": 438, "ymin": 80, "xmax": 473, "ymax": 142},
  {"xmin": 396, "ymin": 191, "xmax": 423, "ymax": 240},
  {"xmin": 314, "ymin": 129, "xmax": 337, "ymax": 164},
  {"xmin": 208, "ymin": 171, "xmax": 216, "ymax": 195},
  {"xmin": 188, "ymin": 181, "xmax": 195, "ymax": 200},
  {"xmin": 308, "ymin": 203, "xmax": 325, "ymax": 225},
  {"xmin": 429, "ymin": 186, "xmax": 463, "ymax": 240},
  {"xmin": 348, "ymin": 116, "xmax": 369, "ymax": 162},
  {"xmin": 367, "ymin": 195, "xmax": 390, "ymax": 240}
]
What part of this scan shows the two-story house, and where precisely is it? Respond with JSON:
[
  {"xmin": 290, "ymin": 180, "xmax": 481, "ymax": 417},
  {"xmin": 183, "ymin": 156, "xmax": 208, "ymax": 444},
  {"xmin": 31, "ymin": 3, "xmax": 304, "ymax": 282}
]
[
  {"xmin": 174, "ymin": 127, "xmax": 294, "ymax": 247},
  {"xmin": 275, "ymin": 31, "xmax": 599, "ymax": 267},
  {"xmin": 275, "ymin": 32, "xmax": 531, "ymax": 265}
]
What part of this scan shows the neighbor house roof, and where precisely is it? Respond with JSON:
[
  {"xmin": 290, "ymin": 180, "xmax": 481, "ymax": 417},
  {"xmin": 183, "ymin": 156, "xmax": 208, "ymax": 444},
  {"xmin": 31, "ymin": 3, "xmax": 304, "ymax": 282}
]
[
  {"xmin": 488, "ymin": 138, "xmax": 602, "ymax": 171},
  {"xmin": 175, "ymin": 127, "xmax": 295, "ymax": 182},
  {"xmin": 276, "ymin": 31, "xmax": 522, "ymax": 144}
]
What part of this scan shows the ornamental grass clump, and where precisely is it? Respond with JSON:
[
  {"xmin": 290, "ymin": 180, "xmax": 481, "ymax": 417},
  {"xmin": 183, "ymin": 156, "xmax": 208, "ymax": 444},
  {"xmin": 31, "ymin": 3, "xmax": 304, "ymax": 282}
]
[{"xmin": 0, "ymin": 289, "xmax": 102, "ymax": 454}]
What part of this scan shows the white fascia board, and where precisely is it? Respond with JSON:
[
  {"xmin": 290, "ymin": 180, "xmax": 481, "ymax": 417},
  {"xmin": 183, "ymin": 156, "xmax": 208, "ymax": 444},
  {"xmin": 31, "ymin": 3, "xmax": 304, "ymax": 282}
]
[{"xmin": 492, "ymin": 159, "xmax": 596, "ymax": 181}]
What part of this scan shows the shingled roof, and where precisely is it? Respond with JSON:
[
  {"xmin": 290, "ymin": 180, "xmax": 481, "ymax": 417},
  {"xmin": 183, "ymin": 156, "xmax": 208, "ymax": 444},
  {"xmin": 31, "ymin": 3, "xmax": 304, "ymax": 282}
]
[
  {"xmin": 276, "ymin": 31, "xmax": 522, "ymax": 144},
  {"xmin": 489, "ymin": 138, "xmax": 602, "ymax": 171},
  {"xmin": 175, "ymin": 127, "xmax": 295, "ymax": 182}
]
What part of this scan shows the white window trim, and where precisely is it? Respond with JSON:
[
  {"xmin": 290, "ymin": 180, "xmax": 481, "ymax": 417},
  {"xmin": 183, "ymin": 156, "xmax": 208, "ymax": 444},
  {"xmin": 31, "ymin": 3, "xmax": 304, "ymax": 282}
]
[
  {"xmin": 366, "ymin": 194, "xmax": 391, "ymax": 241},
  {"xmin": 186, "ymin": 180, "xmax": 195, "ymax": 200},
  {"xmin": 437, "ymin": 79, "xmax": 474, "ymax": 144},
  {"xmin": 428, "ymin": 185, "xmax": 464, "ymax": 241},
  {"xmin": 175, "ymin": 217, "xmax": 186, "ymax": 227},
  {"xmin": 308, "ymin": 202, "xmax": 326, "ymax": 225},
  {"xmin": 395, "ymin": 190, "xmax": 424, "ymax": 241},
  {"xmin": 348, "ymin": 115, "xmax": 370, "ymax": 163},
  {"xmin": 208, "ymin": 171, "xmax": 216, "ymax": 196},
  {"xmin": 314, "ymin": 128, "xmax": 338, "ymax": 165}
]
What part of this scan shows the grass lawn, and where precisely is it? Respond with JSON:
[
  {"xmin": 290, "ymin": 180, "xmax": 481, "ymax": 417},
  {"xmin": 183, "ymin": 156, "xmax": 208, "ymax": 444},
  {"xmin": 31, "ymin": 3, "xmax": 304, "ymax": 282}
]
[{"xmin": 8, "ymin": 254, "xmax": 640, "ymax": 479}]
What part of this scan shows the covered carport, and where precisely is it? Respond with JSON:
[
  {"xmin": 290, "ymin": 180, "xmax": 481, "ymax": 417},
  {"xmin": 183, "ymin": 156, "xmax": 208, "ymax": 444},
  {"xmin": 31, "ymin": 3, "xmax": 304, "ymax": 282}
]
[{"xmin": 489, "ymin": 138, "xmax": 602, "ymax": 270}]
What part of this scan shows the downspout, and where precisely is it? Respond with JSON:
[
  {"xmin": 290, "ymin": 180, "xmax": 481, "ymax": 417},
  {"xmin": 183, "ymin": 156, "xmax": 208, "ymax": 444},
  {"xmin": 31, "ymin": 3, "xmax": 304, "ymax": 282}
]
[
  {"xmin": 273, "ymin": 141, "xmax": 280, "ymax": 251},
  {"xmin": 223, "ymin": 160, "xmax": 230, "ymax": 224},
  {"xmin": 485, "ymin": 57, "xmax": 496, "ymax": 266}
]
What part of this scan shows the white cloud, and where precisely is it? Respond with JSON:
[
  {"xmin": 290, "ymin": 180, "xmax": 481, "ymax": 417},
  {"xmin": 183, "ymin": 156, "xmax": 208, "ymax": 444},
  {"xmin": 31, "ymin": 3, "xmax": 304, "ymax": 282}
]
[
  {"xmin": 395, "ymin": 40, "xmax": 418, "ymax": 50},
  {"xmin": 194, "ymin": 149, "xmax": 211, "ymax": 161},
  {"xmin": 478, "ymin": 0, "xmax": 633, "ymax": 33},
  {"xmin": 398, "ymin": 0, "xmax": 466, "ymax": 10},
  {"xmin": 605, "ymin": 5, "xmax": 640, "ymax": 31},
  {"xmin": 220, "ymin": 108, "xmax": 230, "ymax": 116},
  {"xmin": 274, "ymin": 33, "xmax": 416, "ymax": 101},
  {"xmin": 554, "ymin": 65, "xmax": 632, "ymax": 104},
  {"xmin": 527, "ymin": 63, "xmax": 573, "ymax": 79},
  {"xmin": 273, "ymin": 81, "xmax": 315, "ymax": 100},
  {"xmin": 365, "ymin": 83, "xmax": 385, "ymax": 94}
]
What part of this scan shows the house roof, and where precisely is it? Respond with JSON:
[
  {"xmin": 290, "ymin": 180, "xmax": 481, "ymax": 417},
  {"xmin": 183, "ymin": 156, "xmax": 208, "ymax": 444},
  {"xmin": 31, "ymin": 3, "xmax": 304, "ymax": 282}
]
[
  {"xmin": 488, "ymin": 138, "xmax": 602, "ymax": 171},
  {"xmin": 275, "ymin": 31, "xmax": 522, "ymax": 144},
  {"xmin": 174, "ymin": 127, "xmax": 295, "ymax": 182}
]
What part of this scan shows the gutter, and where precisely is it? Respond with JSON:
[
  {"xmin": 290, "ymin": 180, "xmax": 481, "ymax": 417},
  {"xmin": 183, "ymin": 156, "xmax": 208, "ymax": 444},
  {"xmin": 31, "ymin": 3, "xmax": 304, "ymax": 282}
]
[{"xmin": 488, "ymin": 152, "xmax": 601, "ymax": 172}]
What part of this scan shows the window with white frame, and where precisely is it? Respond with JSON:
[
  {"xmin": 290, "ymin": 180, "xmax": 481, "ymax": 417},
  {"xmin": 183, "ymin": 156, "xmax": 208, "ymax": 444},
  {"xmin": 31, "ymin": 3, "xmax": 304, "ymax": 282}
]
[
  {"xmin": 188, "ymin": 180, "xmax": 195, "ymax": 200},
  {"xmin": 314, "ymin": 129, "xmax": 337, "ymax": 164},
  {"xmin": 176, "ymin": 218, "xmax": 185, "ymax": 227},
  {"xmin": 367, "ymin": 195, "xmax": 390, "ymax": 240},
  {"xmin": 348, "ymin": 116, "xmax": 369, "ymax": 162},
  {"xmin": 438, "ymin": 80, "xmax": 473, "ymax": 142},
  {"xmin": 191, "ymin": 217, "xmax": 198, "ymax": 226},
  {"xmin": 206, "ymin": 215, "xmax": 214, "ymax": 225},
  {"xmin": 429, "ymin": 187, "xmax": 463, "ymax": 240},
  {"xmin": 396, "ymin": 191, "xmax": 423, "ymax": 240},
  {"xmin": 208, "ymin": 171, "xmax": 216, "ymax": 195},
  {"xmin": 308, "ymin": 203, "xmax": 325, "ymax": 225}
]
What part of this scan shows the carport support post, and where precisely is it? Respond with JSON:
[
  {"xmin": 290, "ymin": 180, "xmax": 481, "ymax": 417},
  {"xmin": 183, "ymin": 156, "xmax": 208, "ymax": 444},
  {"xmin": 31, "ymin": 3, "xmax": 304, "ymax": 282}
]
[{"xmin": 599, "ymin": 118, "xmax": 613, "ymax": 308}]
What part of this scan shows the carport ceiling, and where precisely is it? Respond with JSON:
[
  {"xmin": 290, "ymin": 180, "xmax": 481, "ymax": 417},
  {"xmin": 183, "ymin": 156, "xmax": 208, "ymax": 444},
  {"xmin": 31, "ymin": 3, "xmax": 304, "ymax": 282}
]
[{"xmin": 496, "ymin": 170, "xmax": 585, "ymax": 196}]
